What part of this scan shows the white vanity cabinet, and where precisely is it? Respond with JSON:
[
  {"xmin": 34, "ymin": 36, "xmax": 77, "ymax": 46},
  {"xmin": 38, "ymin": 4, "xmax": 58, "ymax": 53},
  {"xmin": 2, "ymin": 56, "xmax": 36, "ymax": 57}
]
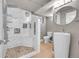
[{"xmin": 53, "ymin": 32, "xmax": 70, "ymax": 58}]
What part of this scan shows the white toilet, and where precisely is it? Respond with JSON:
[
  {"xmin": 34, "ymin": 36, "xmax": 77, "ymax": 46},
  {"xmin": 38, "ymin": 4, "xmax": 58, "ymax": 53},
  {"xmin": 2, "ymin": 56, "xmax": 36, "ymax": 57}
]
[{"xmin": 43, "ymin": 32, "xmax": 53, "ymax": 43}]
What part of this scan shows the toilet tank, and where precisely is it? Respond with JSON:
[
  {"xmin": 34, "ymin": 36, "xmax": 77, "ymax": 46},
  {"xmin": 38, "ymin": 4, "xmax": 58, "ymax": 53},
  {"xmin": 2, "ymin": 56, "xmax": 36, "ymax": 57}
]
[{"xmin": 47, "ymin": 32, "xmax": 53, "ymax": 37}]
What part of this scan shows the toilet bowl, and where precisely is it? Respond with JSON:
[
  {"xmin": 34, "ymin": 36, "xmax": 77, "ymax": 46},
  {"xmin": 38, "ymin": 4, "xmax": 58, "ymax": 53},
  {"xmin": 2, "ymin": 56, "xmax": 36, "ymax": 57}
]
[
  {"xmin": 43, "ymin": 32, "xmax": 53, "ymax": 43},
  {"xmin": 43, "ymin": 36, "xmax": 50, "ymax": 43}
]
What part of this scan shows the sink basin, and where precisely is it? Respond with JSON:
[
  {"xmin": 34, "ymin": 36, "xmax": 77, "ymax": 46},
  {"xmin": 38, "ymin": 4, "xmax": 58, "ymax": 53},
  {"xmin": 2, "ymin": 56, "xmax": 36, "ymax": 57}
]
[{"xmin": 53, "ymin": 32, "xmax": 70, "ymax": 58}]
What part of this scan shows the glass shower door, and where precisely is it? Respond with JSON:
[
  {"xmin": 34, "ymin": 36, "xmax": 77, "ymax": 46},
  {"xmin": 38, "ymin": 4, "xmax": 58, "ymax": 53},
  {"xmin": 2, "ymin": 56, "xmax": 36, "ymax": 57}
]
[{"xmin": 0, "ymin": 0, "xmax": 8, "ymax": 58}]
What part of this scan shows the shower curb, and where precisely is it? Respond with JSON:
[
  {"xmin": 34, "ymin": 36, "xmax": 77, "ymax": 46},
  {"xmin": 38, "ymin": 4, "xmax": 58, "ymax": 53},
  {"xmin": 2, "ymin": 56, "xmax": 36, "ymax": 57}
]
[{"xmin": 19, "ymin": 49, "xmax": 40, "ymax": 58}]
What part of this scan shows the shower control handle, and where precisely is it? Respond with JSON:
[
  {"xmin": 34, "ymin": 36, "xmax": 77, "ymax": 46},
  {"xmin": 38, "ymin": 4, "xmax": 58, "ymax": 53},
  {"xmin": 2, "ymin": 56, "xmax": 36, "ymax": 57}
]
[
  {"xmin": 4, "ymin": 40, "xmax": 9, "ymax": 44},
  {"xmin": 0, "ymin": 40, "xmax": 5, "ymax": 44},
  {"xmin": 0, "ymin": 40, "xmax": 9, "ymax": 44}
]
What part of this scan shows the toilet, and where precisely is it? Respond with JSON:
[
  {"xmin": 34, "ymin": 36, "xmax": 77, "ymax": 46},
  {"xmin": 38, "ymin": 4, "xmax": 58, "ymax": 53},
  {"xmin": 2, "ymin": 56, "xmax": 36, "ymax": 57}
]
[{"xmin": 43, "ymin": 32, "xmax": 53, "ymax": 43}]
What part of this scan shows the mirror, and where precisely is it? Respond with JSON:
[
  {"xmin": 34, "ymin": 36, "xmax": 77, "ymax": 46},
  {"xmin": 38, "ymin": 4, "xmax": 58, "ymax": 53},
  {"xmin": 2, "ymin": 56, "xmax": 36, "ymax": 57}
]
[{"xmin": 54, "ymin": 6, "xmax": 77, "ymax": 25}]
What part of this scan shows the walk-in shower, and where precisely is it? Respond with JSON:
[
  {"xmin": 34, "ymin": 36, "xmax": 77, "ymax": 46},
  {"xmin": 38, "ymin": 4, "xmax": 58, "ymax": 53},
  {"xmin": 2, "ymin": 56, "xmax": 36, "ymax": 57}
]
[{"xmin": 0, "ymin": 0, "xmax": 41, "ymax": 58}]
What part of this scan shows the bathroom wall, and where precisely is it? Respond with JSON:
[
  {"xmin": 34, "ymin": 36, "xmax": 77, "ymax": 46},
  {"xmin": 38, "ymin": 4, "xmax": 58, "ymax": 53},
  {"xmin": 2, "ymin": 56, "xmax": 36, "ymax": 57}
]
[
  {"xmin": 46, "ymin": 10, "xmax": 79, "ymax": 58},
  {"xmin": 40, "ymin": 17, "xmax": 47, "ymax": 39},
  {"xmin": 64, "ymin": 10, "xmax": 79, "ymax": 58},
  {"xmin": 7, "ymin": 7, "xmax": 34, "ymax": 48},
  {"xmin": 46, "ymin": 17, "xmax": 63, "ymax": 32}
]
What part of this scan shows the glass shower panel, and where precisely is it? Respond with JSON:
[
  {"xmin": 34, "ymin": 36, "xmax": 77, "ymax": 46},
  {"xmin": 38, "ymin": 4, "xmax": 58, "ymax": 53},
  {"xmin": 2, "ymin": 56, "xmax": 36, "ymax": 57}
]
[{"xmin": 0, "ymin": 0, "xmax": 8, "ymax": 58}]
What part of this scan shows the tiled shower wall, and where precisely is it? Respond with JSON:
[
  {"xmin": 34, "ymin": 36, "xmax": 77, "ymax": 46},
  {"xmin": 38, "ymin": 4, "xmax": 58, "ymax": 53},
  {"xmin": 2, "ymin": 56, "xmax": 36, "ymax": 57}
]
[{"xmin": 6, "ymin": 7, "xmax": 34, "ymax": 48}]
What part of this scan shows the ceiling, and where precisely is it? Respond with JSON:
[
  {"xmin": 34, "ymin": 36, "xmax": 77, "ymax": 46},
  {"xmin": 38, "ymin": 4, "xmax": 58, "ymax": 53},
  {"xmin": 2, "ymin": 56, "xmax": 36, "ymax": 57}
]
[
  {"xmin": 35, "ymin": 0, "xmax": 56, "ymax": 16},
  {"xmin": 6, "ymin": 0, "xmax": 52, "ymax": 12}
]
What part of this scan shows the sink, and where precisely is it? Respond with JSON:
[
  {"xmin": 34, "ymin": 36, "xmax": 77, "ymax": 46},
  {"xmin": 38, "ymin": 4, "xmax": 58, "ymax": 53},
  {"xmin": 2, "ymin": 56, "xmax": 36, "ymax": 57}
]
[{"xmin": 53, "ymin": 32, "xmax": 70, "ymax": 58}]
